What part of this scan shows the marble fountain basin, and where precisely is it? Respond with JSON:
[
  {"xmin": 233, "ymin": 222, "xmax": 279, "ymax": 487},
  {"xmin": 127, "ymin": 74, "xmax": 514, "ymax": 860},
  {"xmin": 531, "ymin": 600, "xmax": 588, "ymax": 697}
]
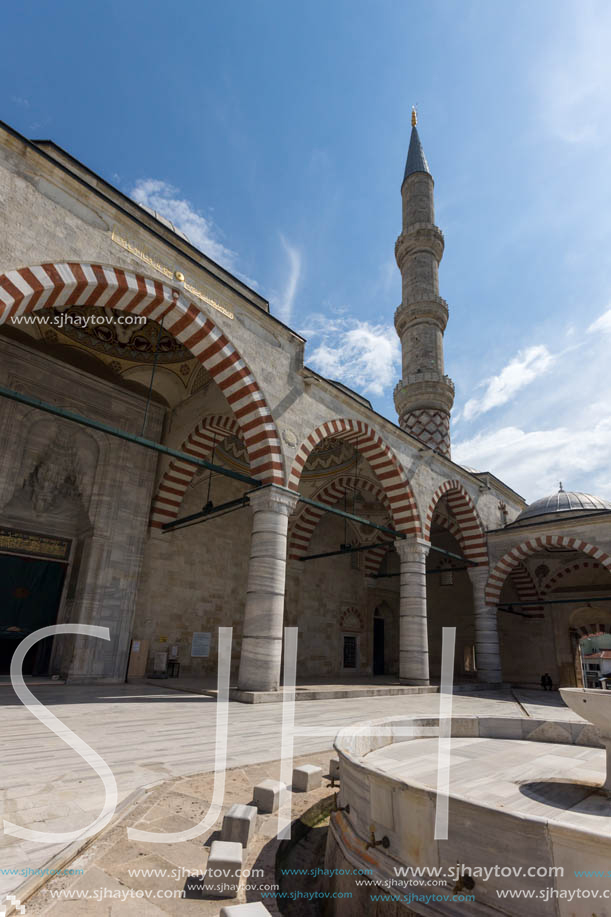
[
  {"xmin": 329, "ymin": 713, "xmax": 611, "ymax": 916},
  {"xmin": 560, "ymin": 687, "xmax": 611, "ymax": 737}
]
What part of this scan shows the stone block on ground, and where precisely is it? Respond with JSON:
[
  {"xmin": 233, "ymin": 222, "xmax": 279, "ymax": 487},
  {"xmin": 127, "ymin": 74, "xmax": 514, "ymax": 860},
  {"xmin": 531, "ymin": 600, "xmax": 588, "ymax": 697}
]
[
  {"xmin": 204, "ymin": 839, "xmax": 243, "ymax": 898},
  {"xmin": 221, "ymin": 803, "xmax": 257, "ymax": 848},
  {"xmin": 292, "ymin": 764, "xmax": 322, "ymax": 792},
  {"xmin": 253, "ymin": 778, "xmax": 286, "ymax": 813}
]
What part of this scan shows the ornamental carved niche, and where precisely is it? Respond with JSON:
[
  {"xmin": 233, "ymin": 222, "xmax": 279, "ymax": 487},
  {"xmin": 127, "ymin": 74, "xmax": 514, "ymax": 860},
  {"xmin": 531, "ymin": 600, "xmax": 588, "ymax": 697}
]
[
  {"xmin": 339, "ymin": 606, "xmax": 363, "ymax": 632},
  {"xmin": 3, "ymin": 421, "xmax": 96, "ymax": 530},
  {"xmin": 26, "ymin": 437, "xmax": 80, "ymax": 513}
]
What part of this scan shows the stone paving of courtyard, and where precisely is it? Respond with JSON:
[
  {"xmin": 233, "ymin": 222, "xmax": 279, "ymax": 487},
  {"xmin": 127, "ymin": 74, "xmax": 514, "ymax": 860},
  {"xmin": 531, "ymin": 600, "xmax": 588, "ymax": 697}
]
[{"xmin": 0, "ymin": 684, "xmax": 580, "ymax": 912}]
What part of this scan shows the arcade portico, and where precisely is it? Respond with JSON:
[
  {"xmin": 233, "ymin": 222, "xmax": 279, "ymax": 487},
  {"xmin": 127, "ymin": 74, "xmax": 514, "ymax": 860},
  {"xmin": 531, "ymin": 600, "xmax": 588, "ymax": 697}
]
[{"xmin": 0, "ymin": 114, "xmax": 609, "ymax": 700}]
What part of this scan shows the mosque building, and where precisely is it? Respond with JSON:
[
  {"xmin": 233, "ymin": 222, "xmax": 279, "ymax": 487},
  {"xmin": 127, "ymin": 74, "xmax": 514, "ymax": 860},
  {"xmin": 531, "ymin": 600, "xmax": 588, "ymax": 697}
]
[{"xmin": 1, "ymin": 111, "xmax": 610, "ymax": 695}]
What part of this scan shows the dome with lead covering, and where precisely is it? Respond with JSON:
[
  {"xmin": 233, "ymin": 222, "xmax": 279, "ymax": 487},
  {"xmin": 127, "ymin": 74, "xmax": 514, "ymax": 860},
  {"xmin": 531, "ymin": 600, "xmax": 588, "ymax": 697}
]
[{"xmin": 515, "ymin": 488, "xmax": 611, "ymax": 523}]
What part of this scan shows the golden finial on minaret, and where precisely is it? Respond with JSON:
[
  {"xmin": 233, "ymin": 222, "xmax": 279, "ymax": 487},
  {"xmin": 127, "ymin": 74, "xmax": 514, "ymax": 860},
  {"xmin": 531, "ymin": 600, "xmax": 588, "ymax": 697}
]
[{"xmin": 411, "ymin": 106, "xmax": 417, "ymax": 127}]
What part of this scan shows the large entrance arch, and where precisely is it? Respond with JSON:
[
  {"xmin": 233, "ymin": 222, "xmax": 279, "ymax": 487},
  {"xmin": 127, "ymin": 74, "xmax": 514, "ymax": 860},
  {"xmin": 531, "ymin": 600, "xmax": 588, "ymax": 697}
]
[{"xmin": 0, "ymin": 262, "xmax": 284, "ymax": 484}]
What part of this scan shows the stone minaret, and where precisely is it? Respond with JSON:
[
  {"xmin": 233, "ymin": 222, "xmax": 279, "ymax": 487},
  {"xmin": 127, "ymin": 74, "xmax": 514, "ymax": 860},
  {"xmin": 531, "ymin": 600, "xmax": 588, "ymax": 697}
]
[{"xmin": 393, "ymin": 110, "xmax": 454, "ymax": 457}]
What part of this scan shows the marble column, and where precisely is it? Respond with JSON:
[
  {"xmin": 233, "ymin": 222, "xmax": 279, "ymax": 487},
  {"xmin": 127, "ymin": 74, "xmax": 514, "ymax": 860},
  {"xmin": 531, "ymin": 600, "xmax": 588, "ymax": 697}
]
[
  {"xmin": 467, "ymin": 565, "xmax": 502, "ymax": 684},
  {"xmin": 238, "ymin": 485, "xmax": 299, "ymax": 692},
  {"xmin": 396, "ymin": 538, "xmax": 430, "ymax": 685}
]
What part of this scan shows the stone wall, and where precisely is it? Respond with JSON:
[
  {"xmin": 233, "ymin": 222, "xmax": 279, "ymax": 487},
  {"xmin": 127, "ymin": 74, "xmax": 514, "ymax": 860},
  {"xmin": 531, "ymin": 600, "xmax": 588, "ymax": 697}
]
[{"xmin": 0, "ymin": 338, "xmax": 163, "ymax": 681}]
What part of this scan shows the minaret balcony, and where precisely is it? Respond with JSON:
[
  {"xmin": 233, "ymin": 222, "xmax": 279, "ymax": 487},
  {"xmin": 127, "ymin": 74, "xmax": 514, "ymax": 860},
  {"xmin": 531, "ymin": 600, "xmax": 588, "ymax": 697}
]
[
  {"xmin": 393, "ymin": 374, "xmax": 455, "ymax": 416},
  {"xmin": 394, "ymin": 297, "xmax": 449, "ymax": 335},
  {"xmin": 395, "ymin": 224, "xmax": 444, "ymax": 267}
]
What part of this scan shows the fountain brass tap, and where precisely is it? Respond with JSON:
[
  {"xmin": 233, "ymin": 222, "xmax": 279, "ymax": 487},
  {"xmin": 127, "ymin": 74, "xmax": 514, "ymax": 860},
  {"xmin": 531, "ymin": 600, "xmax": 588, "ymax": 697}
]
[
  {"xmin": 452, "ymin": 863, "xmax": 475, "ymax": 895},
  {"xmin": 365, "ymin": 824, "xmax": 390, "ymax": 850}
]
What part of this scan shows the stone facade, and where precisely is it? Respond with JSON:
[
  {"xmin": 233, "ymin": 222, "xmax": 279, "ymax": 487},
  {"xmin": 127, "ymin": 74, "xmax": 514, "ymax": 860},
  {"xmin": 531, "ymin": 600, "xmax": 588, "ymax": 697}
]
[{"xmin": 1, "ymin": 117, "xmax": 608, "ymax": 692}]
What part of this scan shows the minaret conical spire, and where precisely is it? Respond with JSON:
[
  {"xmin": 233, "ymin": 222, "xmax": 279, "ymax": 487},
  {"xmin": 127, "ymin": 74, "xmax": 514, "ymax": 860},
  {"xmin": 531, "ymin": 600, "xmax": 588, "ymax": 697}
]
[
  {"xmin": 403, "ymin": 109, "xmax": 430, "ymax": 183},
  {"xmin": 393, "ymin": 115, "xmax": 455, "ymax": 457}
]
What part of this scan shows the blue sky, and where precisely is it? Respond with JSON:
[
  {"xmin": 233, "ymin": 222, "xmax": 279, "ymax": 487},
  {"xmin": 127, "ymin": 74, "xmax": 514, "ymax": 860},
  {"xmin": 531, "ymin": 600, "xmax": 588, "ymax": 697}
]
[{"xmin": 2, "ymin": 0, "xmax": 610, "ymax": 502}]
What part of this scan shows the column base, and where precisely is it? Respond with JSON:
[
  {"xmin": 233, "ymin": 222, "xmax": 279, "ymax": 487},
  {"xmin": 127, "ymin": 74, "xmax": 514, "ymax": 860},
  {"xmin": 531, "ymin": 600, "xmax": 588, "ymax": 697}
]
[
  {"xmin": 477, "ymin": 669, "xmax": 502, "ymax": 685},
  {"xmin": 399, "ymin": 678, "xmax": 430, "ymax": 686}
]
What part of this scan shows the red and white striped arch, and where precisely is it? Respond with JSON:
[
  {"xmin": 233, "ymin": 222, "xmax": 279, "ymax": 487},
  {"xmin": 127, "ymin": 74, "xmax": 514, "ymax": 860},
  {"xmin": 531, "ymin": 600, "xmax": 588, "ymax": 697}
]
[
  {"xmin": 288, "ymin": 475, "xmax": 391, "ymax": 560},
  {"xmin": 288, "ymin": 419, "xmax": 422, "ymax": 536},
  {"xmin": 541, "ymin": 560, "xmax": 610, "ymax": 596},
  {"xmin": 486, "ymin": 537, "xmax": 611, "ymax": 606},
  {"xmin": 0, "ymin": 262, "xmax": 284, "ymax": 484},
  {"xmin": 424, "ymin": 480, "xmax": 487, "ymax": 564},
  {"xmin": 509, "ymin": 563, "xmax": 543, "ymax": 612},
  {"xmin": 150, "ymin": 414, "xmax": 241, "ymax": 528},
  {"xmin": 364, "ymin": 510, "xmax": 484, "ymax": 579},
  {"xmin": 362, "ymin": 544, "xmax": 392, "ymax": 576},
  {"xmin": 429, "ymin": 511, "xmax": 464, "ymax": 548}
]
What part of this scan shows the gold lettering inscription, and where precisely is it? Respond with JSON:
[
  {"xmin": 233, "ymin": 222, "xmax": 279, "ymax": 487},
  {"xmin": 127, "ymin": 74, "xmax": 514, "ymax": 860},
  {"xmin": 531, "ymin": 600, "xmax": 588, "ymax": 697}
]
[
  {"xmin": 0, "ymin": 528, "xmax": 70, "ymax": 561},
  {"xmin": 112, "ymin": 231, "xmax": 234, "ymax": 320}
]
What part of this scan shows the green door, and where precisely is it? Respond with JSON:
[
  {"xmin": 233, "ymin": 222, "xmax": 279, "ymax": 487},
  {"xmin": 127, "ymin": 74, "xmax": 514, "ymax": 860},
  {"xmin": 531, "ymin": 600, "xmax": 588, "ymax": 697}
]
[{"xmin": 0, "ymin": 554, "xmax": 67, "ymax": 675}]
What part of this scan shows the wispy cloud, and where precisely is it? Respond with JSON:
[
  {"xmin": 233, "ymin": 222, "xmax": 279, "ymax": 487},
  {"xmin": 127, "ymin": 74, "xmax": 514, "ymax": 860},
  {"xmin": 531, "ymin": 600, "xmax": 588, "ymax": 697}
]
[
  {"xmin": 304, "ymin": 314, "xmax": 400, "ymax": 397},
  {"xmin": 129, "ymin": 178, "xmax": 240, "ymax": 272},
  {"xmin": 588, "ymin": 306, "xmax": 611, "ymax": 334},
  {"xmin": 272, "ymin": 236, "xmax": 302, "ymax": 324},
  {"xmin": 461, "ymin": 345, "xmax": 554, "ymax": 421},
  {"xmin": 536, "ymin": 3, "xmax": 611, "ymax": 145}
]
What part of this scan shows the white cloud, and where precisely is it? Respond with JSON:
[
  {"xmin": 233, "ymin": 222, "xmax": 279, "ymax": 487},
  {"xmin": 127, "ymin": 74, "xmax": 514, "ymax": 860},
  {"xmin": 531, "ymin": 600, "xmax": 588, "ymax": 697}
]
[
  {"xmin": 129, "ymin": 179, "xmax": 239, "ymax": 272},
  {"xmin": 272, "ymin": 236, "xmax": 302, "ymax": 324},
  {"xmin": 588, "ymin": 307, "xmax": 611, "ymax": 334},
  {"xmin": 461, "ymin": 345, "xmax": 554, "ymax": 421},
  {"xmin": 304, "ymin": 315, "xmax": 400, "ymax": 398},
  {"xmin": 454, "ymin": 417, "xmax": 611, "ymax": 503},
  {"xmin": 452, "ymin": 305, "xmax": 611, "ymax": 502}
]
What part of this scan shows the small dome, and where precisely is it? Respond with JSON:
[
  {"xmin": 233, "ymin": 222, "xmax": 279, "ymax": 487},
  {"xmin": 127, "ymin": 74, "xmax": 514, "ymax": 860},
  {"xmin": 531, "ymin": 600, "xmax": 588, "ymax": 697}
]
[{"xmin": 515, "ymin": 489, "xmax": 611, "ymax": 522}]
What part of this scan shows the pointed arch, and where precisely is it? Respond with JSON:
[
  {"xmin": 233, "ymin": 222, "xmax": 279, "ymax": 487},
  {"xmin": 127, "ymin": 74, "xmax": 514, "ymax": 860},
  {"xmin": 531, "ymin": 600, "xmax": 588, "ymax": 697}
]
[
  {"xmin": 0, "ymin": 262, "xmax": 284, "ymax": 483},
  {"xmin": 150, "ymin": 414, "xmax": 242, "ymax": 528},
  {"xmin": 363, "ymin": 543, "xmax": 393, "ymax": 576},
  {"xmin": 428, "ymin": 510, "xmax": 464, "ymax": 548},
  {"xmin": 486, "ymin": 537, "xmax": 611, "ymax": 606},
  {"xmin": 288, "ymin": 475, "xmax": 391, "ymax": 560},
  {"xmin": 424, "ymin": 479, "xmax": 487, "ymax": 564},
  {"xmin": 509, "ymin": 563, "xmax": 543, "ymax": 612},
  {"xmin": 541, "ymin": 560, "xmax": 609, "ymax": 596},
  {"xmin": 288, "ymin": 419, "xmax": 421, "ymax": 536}
]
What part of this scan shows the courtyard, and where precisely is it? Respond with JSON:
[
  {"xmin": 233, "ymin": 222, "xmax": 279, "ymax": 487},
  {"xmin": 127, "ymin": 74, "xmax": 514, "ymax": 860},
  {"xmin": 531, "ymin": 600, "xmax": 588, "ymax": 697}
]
[{"xmin": 0, "ymin": 683, "xmax": 583, "ymax": 913}]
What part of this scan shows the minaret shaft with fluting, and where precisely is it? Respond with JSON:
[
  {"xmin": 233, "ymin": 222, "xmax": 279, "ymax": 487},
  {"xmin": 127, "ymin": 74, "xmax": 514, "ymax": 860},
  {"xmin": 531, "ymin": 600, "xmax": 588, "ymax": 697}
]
[{"xmin": 393, "ymin": 113, "xmax": 454, "ymax": 457}]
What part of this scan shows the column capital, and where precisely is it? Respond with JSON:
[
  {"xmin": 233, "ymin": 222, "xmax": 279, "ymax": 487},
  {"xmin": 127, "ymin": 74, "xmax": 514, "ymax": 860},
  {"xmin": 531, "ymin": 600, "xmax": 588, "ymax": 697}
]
[
  {"xmin": 395, "ymin": 537, "xmax": 430, "ymax": 564},
  {"xmin": 247, "ymin": 484, "xmax": 299, "ymax": 517}
]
